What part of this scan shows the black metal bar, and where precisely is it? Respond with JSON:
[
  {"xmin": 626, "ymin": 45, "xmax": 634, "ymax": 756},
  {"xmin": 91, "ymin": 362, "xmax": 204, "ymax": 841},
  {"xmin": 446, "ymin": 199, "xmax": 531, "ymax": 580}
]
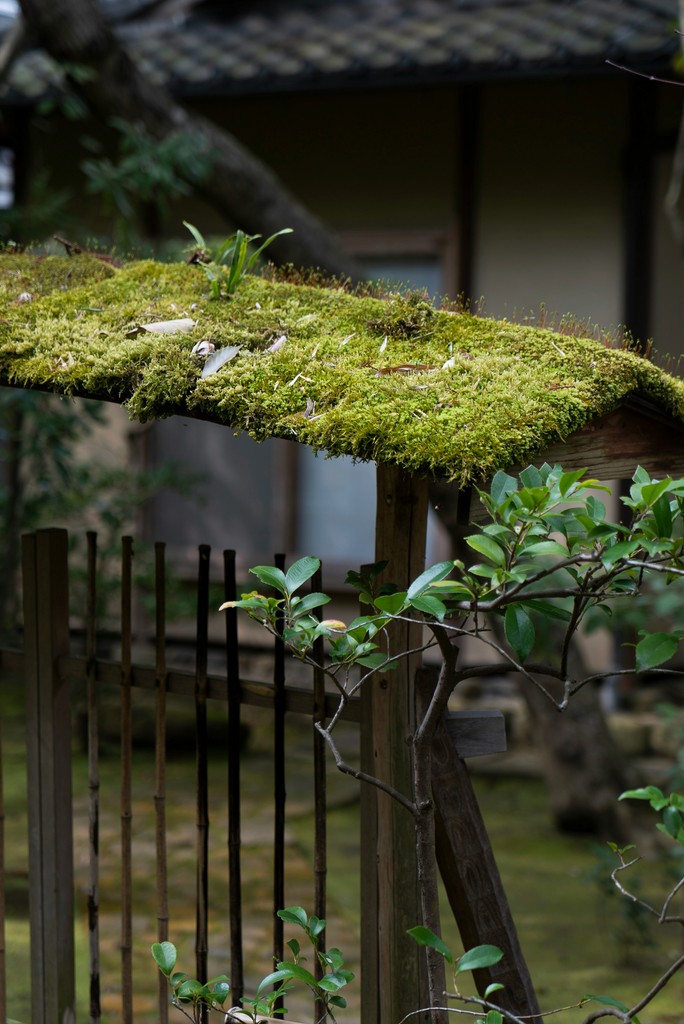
[
  {"xmin": 86, "ymin": 531, "xmax": 101, "ymax": 1024},
  {"xmin": 154, "ymin": 542, "xmax": 169, "ymax": 1024},
  {"xmin": 195, "ymin": 545, "xmax": 210, "ymax": 1024},
  {"xmin": 272, "ymin": 552, "xmax": 286, "ymax": 1014},
  {"xmin": 120, "ymin": 536, "xmax": 133, "ymax": 1024},
  {"xmin": 224, "ymin": 549, "xmax": 244, "ymax": 1005}
]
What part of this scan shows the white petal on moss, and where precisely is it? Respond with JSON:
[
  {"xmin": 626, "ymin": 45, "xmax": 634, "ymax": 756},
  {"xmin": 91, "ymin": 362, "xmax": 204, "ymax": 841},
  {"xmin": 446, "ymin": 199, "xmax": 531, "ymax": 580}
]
[
  {"xmin": 201, "ymin": 345, "xmax": 242, "ymax": 378},
  {"xmin": 141, "ymin": 318, "xmax": 197, "ymax": 334}
]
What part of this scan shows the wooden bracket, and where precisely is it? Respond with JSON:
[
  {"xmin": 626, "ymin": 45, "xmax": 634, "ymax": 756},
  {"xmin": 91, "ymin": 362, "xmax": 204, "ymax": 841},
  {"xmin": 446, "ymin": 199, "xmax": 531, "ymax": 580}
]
[{"xmin": 445, "ymin": 709, "xmax": 506, "ymax": 759}]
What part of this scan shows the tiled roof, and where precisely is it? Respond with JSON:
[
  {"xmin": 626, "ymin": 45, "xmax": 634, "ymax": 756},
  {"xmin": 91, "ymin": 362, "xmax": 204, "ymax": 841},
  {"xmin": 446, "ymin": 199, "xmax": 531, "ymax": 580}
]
[{"xmin": 2, "ymin": 0, "xmax": 680, "ymax": 103}]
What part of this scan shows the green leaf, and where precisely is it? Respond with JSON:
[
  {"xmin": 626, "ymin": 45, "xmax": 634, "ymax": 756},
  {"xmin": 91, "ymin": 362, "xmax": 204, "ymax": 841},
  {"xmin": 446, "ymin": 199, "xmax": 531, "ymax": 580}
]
[
  {"xmin": 257, "ymin": 969, "xmax": 298, "ymax": 994},
  {"xmin": 558, "ymin": 468, "xmax": 588, "ymax": 496},
  {"xmin": 247, "ymin": 227, "xmax": 294, "ymax": 270},
  {"xmin": 210, "ymin": 981, "xmax": 230, "ymax": 1006},
  {"xmin": 374, "ymin": 591, "xmax": 407, "ymax": 615},
  {"xmin": 634, "ymin": 631, "xmax": 679, "ymax": 672},
  {"xmin": 504, "ymin": 605, "xmax": 535, "ymax": 663},
  {"xmin": 250, "ymin": 564, "xmax": 287, "ymax": 594},
  {"xmin": 356, "ymin": 651, "xmax": 392, "ymax": 670},
  {"xmin": 408, "ymin": 594, "xmax": 448, "ymax": 621},
  {"xmin": 484, "ymin": 983, "xmax": 505, "ymax": 996},
  {"xmin": 273, "ymin": 961, "xmax": 318, "ymax": 986},
  {"xmin": 483, "ymin": 1012, "xmax": 503, "ymax": 1024},
  {"xmin": 466, "ymin": 534, "xmax": 506, "ymax": 566},
  {"xmin": 490, "ymin": 469, "xmax": 518, "ymax": 507},
  {"xmin": 406, "ymin": 925, "xmax": 454, "ymax": 964},
  {"xmin": 652, "ymin": 494, "xmax": 674, "ymax": 537},
  {"xmin": 641, "ymin": 478, "xmax": 673, "ymax": 507},
  {"xmin": 292, "ymin": 592, "xmax": 330, "ymax": 615},
  {"xmin": 584, "ymin": 994, "xmax": 640, "ymax": 1024},
  {"xmin": 601, "ymin": 539, "xmax": 641, "ymax": 570},
  {"xmin": 308, "ymin": 914, "xmax": 326, "ymax": 937},
  {"xmin": 661, "ymin": 805, "xmax": 682, "ymax": 839},
  {"xmin": 285, "ymin": 556, "xmax": 320, "ymax": 594},
  {"xmin": 522, "ymin": 540, "xmax": 568, "ymax": 557},
  {"xmin": 183, "ymin": 220, "xmax": 207, "ymax": 250},
  {"xmin": 519, "ymin": 465, "xmax": 543, "ymax": 488},
  {"xmin": 151, "ymin": 941, "xmax": 177, "ymax": 976},
  {"xmin": 520, "ymin": 598, "xmax": 571, "ymax": 622},
  {"xmin": 619, "ymin": 786, "xmax": 667, "ymax": 808},
  {"xmin": 456, "ymin": 944, "xmax": 504, "ymax": 973},
  {"xmin": 407, "ymin": 560, "xmax": 454, "ymax": 600},
  {"xmin": 176, "ymin": 978, "xmax": 203, "ymax": 1001},
  {"xmin": 277, "ymin": 906, "xmax": 309, "ymax": 928}
]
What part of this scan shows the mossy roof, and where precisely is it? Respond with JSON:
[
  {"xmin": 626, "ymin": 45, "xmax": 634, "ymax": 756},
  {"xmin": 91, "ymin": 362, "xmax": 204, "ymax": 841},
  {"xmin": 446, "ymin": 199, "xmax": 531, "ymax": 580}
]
[{"xmin": 2, "ymin": 253, "xmax": 684, "ymax": 486}]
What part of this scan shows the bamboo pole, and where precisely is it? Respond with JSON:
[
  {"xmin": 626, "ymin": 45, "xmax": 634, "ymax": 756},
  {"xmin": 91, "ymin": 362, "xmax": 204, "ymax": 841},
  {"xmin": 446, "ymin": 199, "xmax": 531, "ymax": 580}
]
[
  {"xmin": 154, "ymin": 542, "xmax": 170, "ymax": 1024},
  {"xmin": 120, "ymin": 536, "xmax": 133, "ymax": 1024},
  {"xmin": 272, "ymin": 552, "xmax": 286, "ymax": 1015},
  {"xmin": 224, "ymin": 548, "xmax": 244, "ymax": 1004},
  {"xmin": 195, "ymin": 544, "xmax": 210, "ymax": 1023},
  {"xmin": 86, "ymin": 531, "xmax": 101, "ymax": 1023}
]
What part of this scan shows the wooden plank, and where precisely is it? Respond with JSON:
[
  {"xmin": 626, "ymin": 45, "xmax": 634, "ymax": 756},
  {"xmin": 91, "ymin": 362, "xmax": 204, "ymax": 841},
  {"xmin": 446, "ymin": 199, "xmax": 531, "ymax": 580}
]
[
  {"xmin": 361, "ymin": 463, "xmax": 430, "ymax": 1024},
  {"xmin": 56, "ymin": 654, "xmax": 362, "ymax": 721},
  {"xmin": 444, "ymin": 710, "xmax": 506, "ymax": 759},
  {"xmin": 22, "ymin": 528, "xmax": 75, "ymax": 1024},
  {"xmin": 422, "ymin": 668, "xmax": 541, "ymax": 1022},
  {"xmin": 513, "ymin": 397, "xmax": 684, "ymax": 480}
]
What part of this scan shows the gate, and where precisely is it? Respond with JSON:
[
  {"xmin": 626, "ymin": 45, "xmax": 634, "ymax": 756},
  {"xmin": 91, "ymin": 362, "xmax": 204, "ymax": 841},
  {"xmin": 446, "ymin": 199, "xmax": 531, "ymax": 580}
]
[{"xmin": 0, "ymin": 528, "xmax": 358, "ymax": 1024}]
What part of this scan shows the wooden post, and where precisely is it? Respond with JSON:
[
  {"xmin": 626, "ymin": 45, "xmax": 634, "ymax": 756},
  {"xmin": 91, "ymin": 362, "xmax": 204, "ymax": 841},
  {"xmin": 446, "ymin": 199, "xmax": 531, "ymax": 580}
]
[
  {"xmin": 417, "ymin": 667, "xmax": 541, "ymax": 1022},
  {"xmin": 361, "ymin": 464, "xmax": 429, "ymax": 1024},
  {"xmin": 23, "ymin": 529, "xmax": 75, "ymax": 1024}
]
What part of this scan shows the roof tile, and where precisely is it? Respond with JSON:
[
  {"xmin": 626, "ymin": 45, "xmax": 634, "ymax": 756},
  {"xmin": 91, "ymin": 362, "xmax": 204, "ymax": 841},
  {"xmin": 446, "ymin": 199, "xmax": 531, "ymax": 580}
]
[{"xmin": 0, "ymin": 0, "xmax": 679, "ymax": 103}]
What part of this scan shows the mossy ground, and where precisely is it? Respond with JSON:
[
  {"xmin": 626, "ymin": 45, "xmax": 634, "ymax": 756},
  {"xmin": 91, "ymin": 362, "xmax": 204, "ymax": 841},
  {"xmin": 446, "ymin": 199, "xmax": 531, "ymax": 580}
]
[{"xmin": 3, "ymin": 254, "xmax": 684, "ymax": 484}]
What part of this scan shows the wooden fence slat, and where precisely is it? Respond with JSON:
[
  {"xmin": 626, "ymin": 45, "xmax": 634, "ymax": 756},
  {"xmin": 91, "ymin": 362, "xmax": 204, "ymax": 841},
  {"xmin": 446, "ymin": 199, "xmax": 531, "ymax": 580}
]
[
  {"xmin": 154, "ymin": 542, "xmax": 170, "ymax": 1024},
  {"xmin": 86, "ymin": 531, "xmax": 101, "ymax": 1024},
  {"xmin": 22, "ymin": 528, "xmax": 75, "ymax": 1024},
  {"xmin": 224, "ymin": 549, "xmax": 244, "ymax": 1004},
  {"xmin": 272, "ymin": 552, "xmax": 286, "ymax": 1014},
  {"xmin": 120, "ymin": 536, "xmax": 134, "ymax": 1024},
  {"xmin": 195, "ymin": 544, "xmax": 210, "ymax": 1015}
]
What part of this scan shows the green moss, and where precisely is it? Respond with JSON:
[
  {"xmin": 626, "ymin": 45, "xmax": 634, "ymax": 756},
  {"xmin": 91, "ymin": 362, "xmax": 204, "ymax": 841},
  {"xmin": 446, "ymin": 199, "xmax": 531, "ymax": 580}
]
[{"xmin": 2, "ymin": 254, "xmax": 684, "ymax": 483}]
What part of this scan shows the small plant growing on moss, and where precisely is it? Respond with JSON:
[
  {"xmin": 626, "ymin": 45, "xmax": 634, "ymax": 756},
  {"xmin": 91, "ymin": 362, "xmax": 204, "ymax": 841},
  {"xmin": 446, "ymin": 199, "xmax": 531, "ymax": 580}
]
[
  {"xmin": 183, "ymin": 221, "xmax": 292, "ymax": 298},
  {"xmin": 152, "ymin": 906, "xmax": 354, "ymax": 1023}
]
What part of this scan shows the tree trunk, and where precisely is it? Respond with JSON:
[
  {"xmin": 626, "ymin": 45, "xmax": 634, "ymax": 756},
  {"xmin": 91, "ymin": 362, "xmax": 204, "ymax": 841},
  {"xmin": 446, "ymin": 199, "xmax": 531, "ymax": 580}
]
[
  {"xmin": 520, "ymin": 683, "xmax": 638, "ymax": 840},
  {"xmin": 429, "ymin": 478, "xmax": 637, "ymax": 839},
  {"xmin": 18, "ymin": 0, "xmax": 362, "ymax": 278}
]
